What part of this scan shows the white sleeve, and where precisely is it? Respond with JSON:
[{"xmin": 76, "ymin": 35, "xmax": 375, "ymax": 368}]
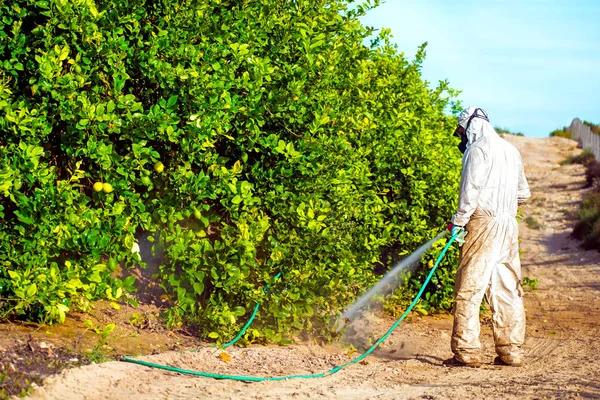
[
  {"xmin": 517, "ymin": 158, "xmax": 530, "ymax": 205},
  {"xmin": 452, "ymin": 147, "xmax": 488, "ymax": 227}
]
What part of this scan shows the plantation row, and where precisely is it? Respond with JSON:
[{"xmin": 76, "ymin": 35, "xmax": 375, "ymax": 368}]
[{"xmin": 0, "ymin": 0, "xmax": 461, "ymax": 342}]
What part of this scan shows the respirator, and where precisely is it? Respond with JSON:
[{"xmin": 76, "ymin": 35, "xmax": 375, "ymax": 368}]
[{"xmin": 453, "ymin": 108, "xmax": 489, "ymax": 154}]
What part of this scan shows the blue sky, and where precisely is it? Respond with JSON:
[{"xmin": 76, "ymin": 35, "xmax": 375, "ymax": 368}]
[{"xmin": 359, "ymin": 0, "xmax": 600, "ymax": 137}]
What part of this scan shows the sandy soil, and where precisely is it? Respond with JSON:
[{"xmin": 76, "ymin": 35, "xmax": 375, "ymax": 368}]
[{"xmin": 25, "ymin": 135, "xmax": 600, "ymax": 400}]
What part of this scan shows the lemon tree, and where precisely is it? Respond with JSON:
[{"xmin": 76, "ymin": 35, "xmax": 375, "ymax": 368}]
[{"xmin": 0, "ymin": 0, "xmax": 461, "ymax": 339}]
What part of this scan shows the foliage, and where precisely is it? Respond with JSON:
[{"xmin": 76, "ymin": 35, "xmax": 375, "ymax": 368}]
[
  {"xmin": 561, "ymin": 149, "xmax": 595, "ymax": 166},
  {"xmin": 495, "ymin": 126, "xmax": 524, "ymax": 136},
  {"xmin": 565, "ymin": 147, "xmax": 600, "ymax": 251},
  {"xmin": 561, "ymin": 149, "xmax": 600, "ymax": 188},
  {"xmin": 521, "ymin": 276, "xmax": 538, "ymax": 291},
  {"xmin": 582, "ymin": 120, "xmax": 600, "ymax": 136},
  {"xmin": 573, "ymin": 192, "xmax": 600, "ymax": 251},
  {"xmin": 525, "ymin": 216, "xmax": 543, "ymax": 230},
  {"xmin": 83, "ymin": 319, "xmax": 116, "ymax": 362},
  {"xmin": 549, "ymin": 127, "xmax": 572, "ymax": 139},
  {"xmin": 0, "ymin": 0, "xmax": 462, "ymax": 342},
  {"xmin": 385, "ymin": 238, "xmax": 459, "ymax": 316}
]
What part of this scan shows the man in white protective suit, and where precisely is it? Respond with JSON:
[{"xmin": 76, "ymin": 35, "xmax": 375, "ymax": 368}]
[{"xmin": 444, "ymin": 106, "xmax": 531, "ymax": 368}]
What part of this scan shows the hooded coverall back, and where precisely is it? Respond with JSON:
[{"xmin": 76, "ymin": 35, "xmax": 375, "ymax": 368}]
[{"xmin": 451, "ymin": 107, "xmax": 531, "ymax": 364}]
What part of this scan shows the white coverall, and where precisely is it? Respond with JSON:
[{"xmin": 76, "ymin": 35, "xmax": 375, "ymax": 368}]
[{"xmin": 451, "ymin": 107, "xmax": 531, "ymax": 365}]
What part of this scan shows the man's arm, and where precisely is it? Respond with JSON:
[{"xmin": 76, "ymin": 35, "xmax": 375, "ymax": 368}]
[
  {"xmin": 517, "ymin": 158, "xmax": 530, "ymax": 206},
  {"xmin": 452, "ymin": 147, "xmax": 488, "ymax": 227}
]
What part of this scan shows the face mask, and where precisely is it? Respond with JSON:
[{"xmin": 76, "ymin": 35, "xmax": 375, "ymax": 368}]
[
  {"xmin": 453, "ymin": 125, "xmax": 467, "ymax": 154},
  {"xmin": 458, "ymin": 135, "xmax": 468, "ymax": 154},
  {"xmin": 454, "ymin": 108, "xmax": 489, "ymax": 154}
]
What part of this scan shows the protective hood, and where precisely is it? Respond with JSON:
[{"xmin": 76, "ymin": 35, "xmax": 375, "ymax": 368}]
[
  {"xmin": 457, "ymin": 106, "xmax": 495, "ymax": 147},
  {"xmin": 452, "ymin": 106, "xmax": 530, "ymax": 227}
]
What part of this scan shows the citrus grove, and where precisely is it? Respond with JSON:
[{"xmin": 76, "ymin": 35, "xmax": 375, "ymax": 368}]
[{"xmin": 0, "ymin": 0, "xmax": 463, "ymax": 343}]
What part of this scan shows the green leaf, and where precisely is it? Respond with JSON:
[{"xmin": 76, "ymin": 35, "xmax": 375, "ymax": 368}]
[
  {"xmin": 26, "ymin": 283, "xmax": 37, "ymax": 298},
  {"xmin": 167, "ymin": 95, "xmax": 178, "ymax": 108},
  {"xmin": 56, "ymin": 304, "xmax": 69, "ymax": 312},
  {"xmin": 123, "ymin": 276, "xmax": 136, "ymax": 288},
  {"xmin": 59, "ymin": 45, "xmax": 69, "ymax": 61},
  {"xmin": 193, "ymin": 282, "xmax": 204, "ymax": 295},
  {"xmin": 102, "ymin": 323, "xmax": 116, "ymax": 335},
  {"xmin": 276, "ymin": 140, "xmax": 286, "ymax": 153},
  {"xmin": 88, "ymin": 272, "xmax": 102, "ymax": 283},
  {"xmin": 231, "ymin": 195, "xmax": 242, "ymax": 204},
  {"xmin": 14, "ymin": 211, "xmax": 34, "ymax": 225}
]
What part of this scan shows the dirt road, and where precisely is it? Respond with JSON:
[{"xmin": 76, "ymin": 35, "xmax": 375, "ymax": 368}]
[{"xmin": 27, "ymin": 135, "xmax": 600, "ymax": 400}]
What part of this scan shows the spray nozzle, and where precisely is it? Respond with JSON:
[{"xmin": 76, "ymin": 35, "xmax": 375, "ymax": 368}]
[{"xmin": 450, "ymin": 227, "xmax": 467, "ymax": 245}]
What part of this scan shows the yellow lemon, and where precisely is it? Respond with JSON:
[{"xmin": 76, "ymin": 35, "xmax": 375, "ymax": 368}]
[
  {"xmin": 93, "ymin": 182, "xmax": 104, "ymax": 192},
  {"xmin": 154, "ymin": 161, "xmax": 165, "ymax": 173},
  {"xmin": 102, "ymin": 183, "xmax": 113, "ymax": 193}
]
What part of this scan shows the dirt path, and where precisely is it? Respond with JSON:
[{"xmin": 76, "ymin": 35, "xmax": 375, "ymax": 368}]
[{"xmin": 26, "ymin": 136, "xmax": 600, "ymax": 400}]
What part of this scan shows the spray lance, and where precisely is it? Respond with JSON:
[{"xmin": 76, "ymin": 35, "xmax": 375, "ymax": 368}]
[{"xmin": 335, "ymin": 226, "xmax": 466, "ymax": 331}]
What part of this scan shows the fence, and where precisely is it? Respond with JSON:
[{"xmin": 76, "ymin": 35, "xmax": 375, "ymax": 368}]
[{"xmin": 568, "ymin": 118, "xmax": 600, "ymax": 160}]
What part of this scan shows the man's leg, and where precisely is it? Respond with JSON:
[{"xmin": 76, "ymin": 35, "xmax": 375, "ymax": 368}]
[
  {"xmin": 487, "ymin": 262, "xmax": 525, "ymax": 365},
  {"xmin": 451, "ymin": 261, "xmax": 493, "ymax": 365}
]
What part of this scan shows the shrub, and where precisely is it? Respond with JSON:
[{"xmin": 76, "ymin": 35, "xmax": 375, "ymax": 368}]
[
  {"xmin": 550, "ymin": 128, "xmax": 572, "ymax": 139},
  {"xmin": 562, "ymin": 149, "xmax": 600, "ymax": 188},
  {"xmin": 0, "ymin": 0, "xmax": 462, "ymax": 341},
  {"xmin": 562, "ymin": 149, "xmax": 595, "ymax": 166},
  {"xmin": 572, "ymin": 193, "xmax": 600, "ymax": 250},
  {"xmin": 525, "ymin": 216, "xmax": 543, "ymax": 230},
  {"xmin": 583, "ymin": 121, "xmax": 600, "ymax": 135},
  {"xmin": 495, "ymin": 126, "xmax": 524, "ymax": 136},
  {"xmin": 585, "ymin": 160, "xmax": 600, "ymax": 188},
  {"xmin": 567, "ymin": 147, "xmax": 600, "ymax": 250}
]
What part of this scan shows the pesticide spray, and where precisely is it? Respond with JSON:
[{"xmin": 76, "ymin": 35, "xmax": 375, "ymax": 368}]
[
  {"xmin": 124, "ymin": 231, "xmax": 461, "ymax": 381},
  {"xmin": 336, "ymin": 231, "xmax": 448, "ymax": 331}
]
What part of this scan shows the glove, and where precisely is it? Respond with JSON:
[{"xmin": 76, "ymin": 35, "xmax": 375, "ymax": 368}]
[
  {"xmin": 446, "ymin": 223, "xmax": 463, "ymax": 236},
  {"xmin": 447, "ymin": 223, "xmax": 467, "ymax": 245}
]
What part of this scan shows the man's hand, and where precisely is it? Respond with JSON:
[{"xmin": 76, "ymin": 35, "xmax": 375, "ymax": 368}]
[
  {"xmin": 447, "ymin": 223, "xmax": 467, "ymax": 245},
  {"xmin": 446, "ymin": 223, "xmax": 464, "ymax": 236}
]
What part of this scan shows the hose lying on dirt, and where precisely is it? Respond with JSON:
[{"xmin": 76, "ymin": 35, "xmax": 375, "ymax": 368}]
[{"xmin": 122, "ymin": 231, "xmax": 458, "ymax": 381}]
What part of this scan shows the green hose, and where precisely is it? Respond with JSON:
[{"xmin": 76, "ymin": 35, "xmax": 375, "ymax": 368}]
[
  {"xmin": 222, "ymin": 271, "xmax": 282, "ymax": 348},
  {"xmin": 122, "ymin": 231, "xmax": 457, "ymax": 381}
]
